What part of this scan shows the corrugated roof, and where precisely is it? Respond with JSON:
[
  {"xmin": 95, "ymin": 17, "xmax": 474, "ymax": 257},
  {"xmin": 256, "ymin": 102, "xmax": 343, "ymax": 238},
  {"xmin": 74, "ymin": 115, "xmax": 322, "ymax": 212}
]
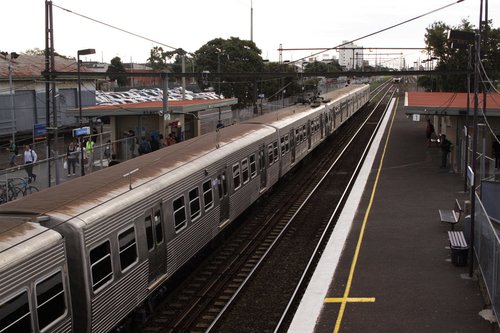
[
  {"xmin": 404, "ymin": 92, "xmax": 500, "ymax": 116},
  {"xmin": 0, "ymin": 54, "xmax": 93, "ymax": 78}
]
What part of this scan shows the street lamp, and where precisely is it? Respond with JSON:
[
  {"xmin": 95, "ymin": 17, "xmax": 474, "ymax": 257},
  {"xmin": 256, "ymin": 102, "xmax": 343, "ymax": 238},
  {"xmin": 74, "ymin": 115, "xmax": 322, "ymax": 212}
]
[
  {"xmin": 77, "ymin": 48, "xmax": 95, "ymax": 176},
  {"xmin": 217, "ymin": 51, "xmax": 229, "ymax": 98},
  {"xmin": 448, "ymin": 29, "xmax": 477, "ymax": 277},
  {"xmin": 301, "ymin": 61, "xmax": 308, "ymax": 101},
  {"xmin": 2, "ymin": 52, "xmax": 19, "ymax": 144}
]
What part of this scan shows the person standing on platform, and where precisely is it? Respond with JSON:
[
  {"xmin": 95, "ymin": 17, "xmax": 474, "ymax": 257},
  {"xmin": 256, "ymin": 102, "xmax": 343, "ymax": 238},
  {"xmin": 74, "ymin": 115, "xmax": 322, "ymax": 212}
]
[
  {"xmin": 426, "ymin": 119, "xmax": 435, "ymax": 147},
  {"xmin": 23, "ymin": 145, "xmax": 37, "ymax": 182},
  {"xmin": 440, "ymin": 134, "xmax": 452, "ymax": 168},
  {"xmin": 6, "ymin": 139, "xmax": 17, "ymax": 168},
  {"xmin": 85, "ymin": 137, "xmax": 95, "ymax": 170},
  {"xmin": 66, "ymin": 141, "xmax": 78, "ymax": 176}
]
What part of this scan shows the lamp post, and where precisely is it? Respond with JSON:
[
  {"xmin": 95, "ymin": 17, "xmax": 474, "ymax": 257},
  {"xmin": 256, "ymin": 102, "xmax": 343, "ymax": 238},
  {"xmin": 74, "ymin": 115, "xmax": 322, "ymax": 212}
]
[
  {"xmin": 448, "ymin": 29, "xmax": 477, "ymax": 277},
  {"xmin": 301, "ymin": 61, "xmax": 308, "ymax": 102},
  {"xmin": 77, "ymin": 48, "xmax": 95, "ymax": 177},
  {"xmin": 8, "ymin": 62, "xmax": 15, "ymax": 144},
  {"xmin": 217, "ymin": 51, "xmax": 229, "ymax": 98},
  {"xmin": 2, "ymin": 52, "xmax": 20, "ymax": 144}
]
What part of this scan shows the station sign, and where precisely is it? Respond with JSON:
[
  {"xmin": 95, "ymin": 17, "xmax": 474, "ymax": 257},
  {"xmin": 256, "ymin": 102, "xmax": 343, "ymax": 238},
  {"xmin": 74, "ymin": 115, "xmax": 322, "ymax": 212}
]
[{"xmin": 33, "ymin": 123, "xmax": 46, "ymax": 141}]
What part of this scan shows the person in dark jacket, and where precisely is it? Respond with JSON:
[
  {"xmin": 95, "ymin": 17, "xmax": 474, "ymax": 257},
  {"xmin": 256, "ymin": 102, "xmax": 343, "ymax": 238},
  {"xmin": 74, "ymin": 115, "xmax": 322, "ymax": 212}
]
[{"xmin": 440, "ymin": 134, "xmax": 452, "ymax": 168}]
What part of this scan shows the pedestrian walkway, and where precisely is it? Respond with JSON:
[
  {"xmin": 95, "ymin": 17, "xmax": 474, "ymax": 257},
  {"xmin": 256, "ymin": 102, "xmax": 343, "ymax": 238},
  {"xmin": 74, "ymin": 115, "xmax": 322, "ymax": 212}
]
[{"xmin": 290, "ymin": 95, "xmax": 497, "ymax": 332}]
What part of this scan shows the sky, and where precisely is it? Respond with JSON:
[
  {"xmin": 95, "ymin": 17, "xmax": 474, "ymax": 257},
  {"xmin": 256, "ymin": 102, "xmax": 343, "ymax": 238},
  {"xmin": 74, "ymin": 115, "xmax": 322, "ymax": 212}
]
[{"xmin": 2, "ymin": 0, "xmax": 499, "ymax": 69}]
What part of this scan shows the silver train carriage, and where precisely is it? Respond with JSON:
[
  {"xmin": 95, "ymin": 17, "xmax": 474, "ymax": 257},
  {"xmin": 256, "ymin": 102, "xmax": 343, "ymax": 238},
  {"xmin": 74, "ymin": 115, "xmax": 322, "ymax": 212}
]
[
  {"xmin": 0, "ymin": 84, "xmax": 369, "ymax": 332},
  {"xmin": 0, "ymin": 218, "xmax": 72, "ymax": 332}
]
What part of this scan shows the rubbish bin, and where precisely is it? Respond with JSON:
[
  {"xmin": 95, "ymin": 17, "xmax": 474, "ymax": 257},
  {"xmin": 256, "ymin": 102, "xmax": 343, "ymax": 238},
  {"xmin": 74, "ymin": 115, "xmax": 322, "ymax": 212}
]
[{"xmin": 451, "ymin": 246, "xmax": 469, "ymax": 266}]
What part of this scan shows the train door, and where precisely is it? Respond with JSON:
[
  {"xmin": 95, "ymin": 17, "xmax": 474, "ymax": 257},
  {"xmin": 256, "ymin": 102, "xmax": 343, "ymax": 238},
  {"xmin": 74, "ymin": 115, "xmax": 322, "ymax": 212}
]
[
  {"xmin": 144, "ymin": 205, "xmax": 167, "ymax": 283},
  {"xmin": 307, "ymin": 121, "xmax": 312, "ymax": 150},
  {"xmin": 217, "ymin": 168, "xmax": 229, "ymax": 224},
  {"xmin": 290, "ymin": 128, "xmax": 296, "ymax": 164},
  {"xmin": 258, "ymin": 145, "xmax": 267, "ymax": 191},
  {"xmin": 320, "ymin": 114, "xmax": 325, "ymax": 139}
]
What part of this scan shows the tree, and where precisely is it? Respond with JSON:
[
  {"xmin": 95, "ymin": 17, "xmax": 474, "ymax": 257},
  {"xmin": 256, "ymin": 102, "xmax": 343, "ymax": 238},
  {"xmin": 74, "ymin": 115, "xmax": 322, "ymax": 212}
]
[
  {"xmin": 422, "ymin": 19, "xmax": 499, "ymax": 92},
  {"xmin": 147, "ymin": 46, "xmax": 168, "ymax": 70},
  {"xmin": 25, "ymin": 48, "xmax": 70, "ymax": 59},
  {"xmin": 107, "ymin": 57, "xmax": 127, "ymax": 87},
  {"xmin": 194, "ymin": 37, "xmax": 264, "ymax": 109},
  {"xmin": 258, "ymin": 61, "xmax": 300, "ymax": 103}
]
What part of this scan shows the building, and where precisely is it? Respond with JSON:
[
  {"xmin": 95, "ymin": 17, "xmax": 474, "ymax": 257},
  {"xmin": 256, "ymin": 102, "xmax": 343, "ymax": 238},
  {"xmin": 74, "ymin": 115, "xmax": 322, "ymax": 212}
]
[
  {"xmin": 0, "ymin": 53, "xmax": 97, "ymax": 138},
  {"xmin": 404, "ymin": 91, "xmax": 500, "ymax": 179},
  {"xmin": 338, "ymin": 41, "xmax": 363, "ymax": 70}
]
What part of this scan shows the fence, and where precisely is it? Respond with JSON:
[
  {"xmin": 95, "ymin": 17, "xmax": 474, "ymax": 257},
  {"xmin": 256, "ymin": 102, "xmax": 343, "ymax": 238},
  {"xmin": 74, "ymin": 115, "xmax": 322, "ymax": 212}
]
[{"xmin": 473, "ymin": 192, "xmax": 500, "ymax": 324}]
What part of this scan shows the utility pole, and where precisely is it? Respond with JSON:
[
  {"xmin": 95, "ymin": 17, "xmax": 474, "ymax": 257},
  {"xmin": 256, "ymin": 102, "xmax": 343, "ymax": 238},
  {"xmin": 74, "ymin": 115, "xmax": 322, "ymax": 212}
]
[
  {"xmin": 45, "ymin": 0, "xmax": 54, "ymax": 187},
  {"xmin": 8, "ymin": 60, "xmax": 16, "ymax": 143}
]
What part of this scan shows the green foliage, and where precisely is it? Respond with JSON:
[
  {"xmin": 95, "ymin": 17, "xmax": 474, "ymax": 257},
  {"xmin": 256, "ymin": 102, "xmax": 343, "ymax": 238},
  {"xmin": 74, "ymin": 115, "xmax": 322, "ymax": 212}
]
[
  {"xmin": 423, "ymin": 19, "xmax": 499, "ymax": 92},
  {"xmin": 258, "ymin": 62, "xmax": 300, "ymax": 102},
  {"xmin": 24, "ymin": 48, "xmax": 70, "ymax": 59},
  {"xmin": 304, "ymin": 60, "xmax": 341, "ymax": 73},
  {"xmin": 147, "ymin": 47, "xmax": 189, "ymax": 72},
  {"xmin": 107, "ymin": 56, "xmax": 127, "ymax": 87},
  {"xmin": 194, "ymin": 37, "xmax": 263, "ymax": 108}
]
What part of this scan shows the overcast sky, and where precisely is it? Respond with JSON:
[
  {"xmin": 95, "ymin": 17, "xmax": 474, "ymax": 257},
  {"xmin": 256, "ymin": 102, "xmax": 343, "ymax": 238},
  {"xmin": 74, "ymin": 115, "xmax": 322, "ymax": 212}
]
[{"xmin": 3, "ymin": 0, "xmax": 499, "ymax": 68}]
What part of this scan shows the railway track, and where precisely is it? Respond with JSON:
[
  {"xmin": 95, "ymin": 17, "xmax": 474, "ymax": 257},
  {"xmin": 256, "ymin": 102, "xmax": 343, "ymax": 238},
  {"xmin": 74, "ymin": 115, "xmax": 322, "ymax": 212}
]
[{"xmin": 138, "ymin": 83, "xmax": 395, "ymax": 333}]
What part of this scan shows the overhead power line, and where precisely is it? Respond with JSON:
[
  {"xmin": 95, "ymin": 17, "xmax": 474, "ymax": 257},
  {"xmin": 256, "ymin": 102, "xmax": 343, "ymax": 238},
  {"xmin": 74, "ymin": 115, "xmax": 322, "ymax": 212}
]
[
  {"xmin": 52, "ymin": 3, "xmax": 179, "ymax": 51},
  {"xmin": 284, "ymin": 0, "xmax": 465, "ymax": 64}
]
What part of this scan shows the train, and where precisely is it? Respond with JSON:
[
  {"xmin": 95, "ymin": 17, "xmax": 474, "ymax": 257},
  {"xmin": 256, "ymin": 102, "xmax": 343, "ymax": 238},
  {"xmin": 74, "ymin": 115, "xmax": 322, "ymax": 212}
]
[{"xmin": 0, "ymin": 84, "xmax": 370, "ymax": 333}]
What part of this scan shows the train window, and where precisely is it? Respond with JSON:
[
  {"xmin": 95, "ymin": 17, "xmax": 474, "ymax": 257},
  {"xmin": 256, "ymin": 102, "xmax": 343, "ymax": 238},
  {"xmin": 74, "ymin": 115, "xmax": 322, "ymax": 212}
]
[
  {"xmin": 118, "ymin": 226, "xmax": 138, "ymax": 271},
  {"xmin": 145, "ymin": 216, "xmax": 154, "ymax": 251},
  {"xmin": 267, "ymin": 144, "xmax": 274, "ymax": 166},
  {"xmin": 154, "ymin": 210, "xmax": 163, "ymax": 244},
  {"xmin": 90, "ymin": 241, "xmax": 113, "ymax": 291},
  {"xmin": 189, "ymin": 187, "xmax": 201, "ymax": 221},
  {"xmin": 36, "ymin": 271, "xmax": 66, "ymax": 330},
  {"xmin": 273, "ymin": 142, "xmax": 279, "ymax": 162},
  {"xmin": 0, "ymin": 291, "xmax": 31, "ymax": 333},
  {"xmin": 302, "ymin": 125, "xmax": 307, "ymax": 142},
  {"xmin": 295, "ymin": 128, "xmax": 300, "ymax": 144},
  {"xmin": 280, "ymin": 137, "xmax": 285, "ymax": 156},
  {"xmin": 284, "ymin": 134, "xmax": 290, "ymax": 153},
  {"xmin": 232, "ymin": 163, "xmax": 241, "ymax": 191},
  {"xmin": 241, "ymin": 158, "xmax": 249, "ymax": 184},
  {"xmin": 202, "ymin": 180, "xmax": 214, "ymax": 211},
  {"xmin": 249, "ymin": 154, "xmax": 257, "ymax": 179},
  {"xmin": 173, "ymin": 196, "xmax": 187, "ymax": 232}
]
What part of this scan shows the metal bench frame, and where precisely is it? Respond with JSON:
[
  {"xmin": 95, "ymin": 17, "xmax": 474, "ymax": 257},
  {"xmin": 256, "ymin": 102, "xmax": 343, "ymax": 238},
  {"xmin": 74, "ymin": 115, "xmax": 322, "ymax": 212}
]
[{"xmin": 439, "ymin": 198, "xmax": 462, "ymax": 230}]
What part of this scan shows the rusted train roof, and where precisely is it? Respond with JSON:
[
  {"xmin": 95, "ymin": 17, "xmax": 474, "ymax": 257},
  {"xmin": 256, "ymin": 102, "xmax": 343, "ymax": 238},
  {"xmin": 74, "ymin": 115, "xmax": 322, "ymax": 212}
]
[
  {"xmin": 0, "ymin": 122, "xmax": 268, "ymax": 217},
  {"xmin": 0, "ymin": 84, "xmax": 365, "ymax": 220}
]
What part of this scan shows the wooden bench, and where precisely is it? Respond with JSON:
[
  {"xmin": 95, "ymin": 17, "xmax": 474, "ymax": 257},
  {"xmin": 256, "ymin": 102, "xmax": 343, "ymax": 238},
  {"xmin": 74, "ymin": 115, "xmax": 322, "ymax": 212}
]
[
  {"xmin": 448, "ymin": 231, "xmax": 469, "ymax": 266},
  {"xmin": 439, "ymin": 199, "xmax": 462, "ymax": 230}
]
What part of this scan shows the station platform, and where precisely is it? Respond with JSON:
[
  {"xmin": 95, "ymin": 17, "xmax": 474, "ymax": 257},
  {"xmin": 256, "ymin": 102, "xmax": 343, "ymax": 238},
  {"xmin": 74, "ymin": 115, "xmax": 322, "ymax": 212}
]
[{"xmin": 289, "ymin": 94, "xmax": 497, "ymax": 332}]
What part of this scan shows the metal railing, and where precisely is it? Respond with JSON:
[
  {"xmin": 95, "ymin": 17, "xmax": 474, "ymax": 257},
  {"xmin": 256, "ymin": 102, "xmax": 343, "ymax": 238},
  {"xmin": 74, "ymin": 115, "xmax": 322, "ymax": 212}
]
[{"xmin": 473, "ymin": 193, "xmax": 500, "ymax": 324}]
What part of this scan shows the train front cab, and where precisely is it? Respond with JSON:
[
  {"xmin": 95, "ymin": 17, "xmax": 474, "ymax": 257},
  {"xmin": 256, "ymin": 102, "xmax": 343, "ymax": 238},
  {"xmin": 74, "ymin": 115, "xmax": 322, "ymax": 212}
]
[{"xmin": 0, "ymin": 222, "xmax": 72, "ymax": 333}]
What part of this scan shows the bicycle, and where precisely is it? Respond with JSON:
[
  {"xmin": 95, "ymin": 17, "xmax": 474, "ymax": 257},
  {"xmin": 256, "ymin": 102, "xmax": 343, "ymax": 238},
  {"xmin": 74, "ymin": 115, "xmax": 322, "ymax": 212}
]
[
  {"xmin": 0, "ymin": 179, "xmax": 20, "ymax": 204},
  {"xmin": 12, "ymin": 177, "xmax": 39, "ymax": 197}
]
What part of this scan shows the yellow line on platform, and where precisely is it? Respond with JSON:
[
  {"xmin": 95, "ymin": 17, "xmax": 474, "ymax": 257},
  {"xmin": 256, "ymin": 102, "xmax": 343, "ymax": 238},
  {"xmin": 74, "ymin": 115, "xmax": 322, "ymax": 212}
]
[
  {"xmin": 325, "ymin": 297, "xmax": 376, "ymax": 303},
  {"xmin": 332, "ymin": 98, "xmax": 399, "ymax": 333}
]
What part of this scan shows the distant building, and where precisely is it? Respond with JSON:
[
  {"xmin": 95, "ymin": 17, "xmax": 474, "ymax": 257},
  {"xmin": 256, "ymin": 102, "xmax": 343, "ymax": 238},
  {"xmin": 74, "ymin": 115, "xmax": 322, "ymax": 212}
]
[
  {"xmin": 124, "ymin": 63, "xmax": 162, "ymax": 88},
  {"xmin": 0, "ymin": 54, "xmax": 97, "ymax": 137},
  {"xmin": 338, "ymin": 41, "xmax": 363, "ymax": 70}
]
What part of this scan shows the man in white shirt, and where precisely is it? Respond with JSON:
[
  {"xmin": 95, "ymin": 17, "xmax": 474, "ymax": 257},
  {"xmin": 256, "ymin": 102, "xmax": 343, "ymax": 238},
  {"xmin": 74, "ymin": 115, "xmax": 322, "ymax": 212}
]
[{"xmin": 23, "ymin": 145, "xmax": 38, "ymax": 182}]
